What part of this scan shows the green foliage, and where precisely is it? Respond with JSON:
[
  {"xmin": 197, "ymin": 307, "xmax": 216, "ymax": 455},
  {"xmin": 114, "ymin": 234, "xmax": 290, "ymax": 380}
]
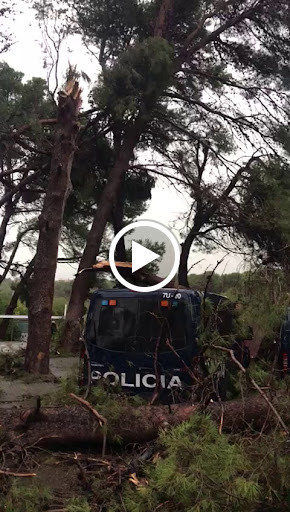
[
  {"xmin": 238, "ymin": 270, "xmax": 288, "ymax": 345},
  {"xmin": 91, "ymin": 474, "xmax": 122, "ymax": 511},
  {"xmin": 74, "ymin": 0, "xmax": 149, "ymax": 60},
  {"xmin": 188, "ymin": 267, "xmax": 290, "ymax": 361},
  {"xmin": 54, "ymin": 280, "xmax": 73, "ymax": 299},
  {"xmin": 236, "ymin": 159, "xmax": 290, "ymax": 263},
  {"xmin": 94, "ymin": 37, "xmax": 174, "ymax": 122},
  {"xmin": 244, "ymin": 430, "xmax": 290, "ymax": 507},
  {"xmin": 0, "ymin": 61, "xmax": 53, "ymax": 132},
  {"xmin": 0, "ymin": 351, "xmax": 25, "ymax": 377},
  {"xmin": 64, "ymin": 136, "xmax": 156, "ymax": 261},
  {"xmin": 0, "ymin": 278, "xmax": 12, "ymax": 313},
  {"xmin": 2, "ymin": 482, "xmax": 52, "ymax": 512},
  {"xmin": 188, "ymin": 272, "xmax": 243, "ymax": 297},
  {"xmin": 124, "ymin": 414, "xmax": 261, "ymax": 512},
  {"xmin": 248, "ymin": 362, "xmax": 271, "ymax": 387},
  {"xmin": 52, "ymin": 297, "xmax": 66, "ymax": 316},
  {"xmin": 125, "ymin": 238, "xmax": 166, "ymax": 274},
  {"xmin": 14, "ymin": 300, "xmax": 28, "ymax": 315},
  {"xmin": 5, "ymin": 319, "xmax": 22, "ymax": 341},
  {"xmin": 90, "ymin": 380, "xmax": 145, "ymax": 423},
  {"xmin": 66, "ymin": 496, "xmax": 91, "ymax": 512},
  {"xmin": 46, "ymin": 369, "xmax": 80, "ymax": 405}
]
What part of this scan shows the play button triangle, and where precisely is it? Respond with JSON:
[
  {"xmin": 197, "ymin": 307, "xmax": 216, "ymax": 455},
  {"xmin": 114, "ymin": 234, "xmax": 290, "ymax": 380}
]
[{"xmin": 131, "ymin": 241, "xmax": 160, "ymax": 274}]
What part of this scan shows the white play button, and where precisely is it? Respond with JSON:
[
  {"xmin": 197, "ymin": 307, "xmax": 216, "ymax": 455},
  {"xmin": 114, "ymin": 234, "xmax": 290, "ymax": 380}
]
[
  {"xmin": 109, "ymin": 220, "xmax": 180, "ymax": 293},
  {"xmin": 131, "ymin": 241, "xmax": 160, "ymax": 273}
]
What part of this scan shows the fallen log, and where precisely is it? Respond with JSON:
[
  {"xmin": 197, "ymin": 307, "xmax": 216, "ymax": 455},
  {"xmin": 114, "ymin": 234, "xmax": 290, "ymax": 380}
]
[{"xmin": 0, "ymin": 394, "xmax": 286, "ymax": 450}]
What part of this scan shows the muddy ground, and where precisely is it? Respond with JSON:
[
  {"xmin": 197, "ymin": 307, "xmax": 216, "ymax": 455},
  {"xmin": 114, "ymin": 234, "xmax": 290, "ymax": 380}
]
[
  {"xmin": 0, "ymin": 356, "xmax": 79, "ymax": 408},
  {"xmin": 0, "ymin": 403, "xmax": 147, "ymax": 512}
]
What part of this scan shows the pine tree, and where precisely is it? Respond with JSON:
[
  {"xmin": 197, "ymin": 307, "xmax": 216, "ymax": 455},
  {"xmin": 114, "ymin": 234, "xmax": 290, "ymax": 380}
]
[{"xmin": 61, "ymin": 0, "xmax": 290, "ymax": 345}]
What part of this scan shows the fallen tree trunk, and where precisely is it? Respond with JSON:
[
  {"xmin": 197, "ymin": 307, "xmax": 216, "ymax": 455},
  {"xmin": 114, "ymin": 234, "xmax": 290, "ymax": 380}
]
[{"xmin": 0, "ymin": 395, "xmax": 284, "ymax": 450}]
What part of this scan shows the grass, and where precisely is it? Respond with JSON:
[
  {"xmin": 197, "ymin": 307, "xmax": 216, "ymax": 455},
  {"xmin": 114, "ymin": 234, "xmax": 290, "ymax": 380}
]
[
  {"xmin": 42, "ymin": 368, "xmax": 81, "ymax": 406},
  {"xmin": 0, "ymin": 351, "xmax": 25, "ymax": 379},
  {"xmin": 0, "ymin": 481, "xmax": 92, "ymax": 512},
  {"xmin": 1, "ymin": 482, "xmax": 52, "ymax": 512},
  {"xmin": 0, "ymin": 351, "xmax": 55, "ymax": 381},
  {"xmin": 66, "ymin": 497, "xmax": 91, "ymax": 512}
]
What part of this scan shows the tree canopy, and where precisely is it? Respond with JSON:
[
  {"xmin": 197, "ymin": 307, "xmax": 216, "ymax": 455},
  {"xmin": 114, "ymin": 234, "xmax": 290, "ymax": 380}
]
[{"xmin": 2, "ymin": 0, "xmax": 290, "ymax": 360}]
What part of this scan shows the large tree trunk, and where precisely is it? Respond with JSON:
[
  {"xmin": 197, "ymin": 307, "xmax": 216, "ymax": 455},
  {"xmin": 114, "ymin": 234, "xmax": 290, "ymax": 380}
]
[
  {"xmin": 178, "ymin": 225, "xmax": 201, "ymax": 288},
  {"xmin": 154, "ymin": 0, "xmax": 174, "ymax": 37},
  {"xmin": 178, "ymin": 238, "xmax": 193, "ymax": 288},
  {"xmin": 61, "ymin": 120, "xmax": 145, "ymax": 351},
  {"xmin": 25, "ymin": 80, "xmax": 81, "ymax": 374},
  {"xmin": 0, "ymin": 195, "xmax": 13, "ymax": 259},
  {"xmin": 178, "ymin": 159, "xmax": 258, "ymax": 288},
  {"xmin": 0, "ymin": 395, "xmax": 281, "ymax": 449},
  {"xmin": 112, "ymin": 175, "xmax": 126, "ymax": 262},
  {"xmin": 178, "ymin": 212, "xmax": 213, "ymax": 287},
  {"xmin": 0, "ymin": 257, "xmax": 34, "ymax": 340},
  {"xmin": 61, "ymin": 0, "xmax": 177, "ymax": 351}
]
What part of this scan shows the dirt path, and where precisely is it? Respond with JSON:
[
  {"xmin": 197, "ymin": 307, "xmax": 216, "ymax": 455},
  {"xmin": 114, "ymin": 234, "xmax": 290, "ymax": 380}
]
[{"xmin": 0, "ymin": 357, "xmax": 79, "ymax": 408}]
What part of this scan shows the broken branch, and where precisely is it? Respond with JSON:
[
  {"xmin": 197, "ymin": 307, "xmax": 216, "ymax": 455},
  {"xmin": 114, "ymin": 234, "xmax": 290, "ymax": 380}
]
[
  {"xmin": 70, "ymin": 393, "xmax": 107, "ymax": 457},
  {"xmin": 70, "ymin": 393, "xmax": 106, "ymax": 427},
  {"xmin": 212, "ymin": 345, "xmax": 289, "ymax": 435},
  {"xmin": 0, "ymin": 469, "xmax": 36, "ymax": 477}
]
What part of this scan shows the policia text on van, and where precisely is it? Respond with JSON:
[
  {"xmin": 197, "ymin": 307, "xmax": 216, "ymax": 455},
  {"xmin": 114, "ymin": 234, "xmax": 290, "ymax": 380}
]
[{"xmin": 80, "ymin": 287, "xmax": 238, "ymax": 401}]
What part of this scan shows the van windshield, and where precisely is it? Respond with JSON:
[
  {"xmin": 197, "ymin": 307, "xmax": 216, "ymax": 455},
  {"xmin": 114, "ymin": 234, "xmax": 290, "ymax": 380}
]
[{"xmin": 87, "ymin": 297, "xmax": 194, "ymax": 353}]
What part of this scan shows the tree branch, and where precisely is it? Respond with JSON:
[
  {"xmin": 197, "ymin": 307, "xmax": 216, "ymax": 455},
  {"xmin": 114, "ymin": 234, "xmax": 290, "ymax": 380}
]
[
  {"xmin": 0, "ymin": 169, "xmax": 43, "ymax": 208},
  {"xmin": 212, "ymin": 344, "xmax": 289, "ymax": 435},
  {"xmin": 180, "ymin": 0, "xmax": 264, "ymax": 59},
  {"xmin": 70, "ymin": 393, "xmax": 107, "ymax": 457},
  {"xmin": 0, "ymin": 225, "xmax": 36, "ymax": 285},
  {"xmin": 154, "ymin": 0, "xmax": 174, "ymax": 38},
  {"xmin": 131, "ymin": 164, "xmax": 189, "ymax": 187},
  {"xmin": 0, "ymin": 469, "xmax": 36, "ymax": 477}
]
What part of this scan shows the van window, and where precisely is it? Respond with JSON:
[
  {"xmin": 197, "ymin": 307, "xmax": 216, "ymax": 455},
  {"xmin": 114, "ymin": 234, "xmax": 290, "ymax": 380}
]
[
  {"xmin": 97, "ymin": 300, "xmax": 138, "ymax": 350},
  {"xmin": 89, "ymin": 297, "xmax": 191, "ymax": 353}
]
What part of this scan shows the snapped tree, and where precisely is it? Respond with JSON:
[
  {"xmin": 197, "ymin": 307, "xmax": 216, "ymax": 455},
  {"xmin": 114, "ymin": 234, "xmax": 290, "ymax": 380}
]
[
  {"xmin": 25, "ymin": 75, "xmax": 82, "ymax": 373},
  {"xmin": 0, "ymin": 61, "xmax": 155, "ymax": 344}
]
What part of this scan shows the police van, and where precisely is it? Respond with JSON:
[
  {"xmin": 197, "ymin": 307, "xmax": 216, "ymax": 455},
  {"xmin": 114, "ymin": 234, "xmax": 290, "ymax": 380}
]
[{"xmin": 80, "ymin": 287, "xmax": 233, "ymax": 400}]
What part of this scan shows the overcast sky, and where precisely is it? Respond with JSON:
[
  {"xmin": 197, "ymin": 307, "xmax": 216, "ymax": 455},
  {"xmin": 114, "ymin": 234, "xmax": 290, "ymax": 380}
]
[{"xmin": 3, "ymin": 1, "xmax": 247, "ymax": 280}]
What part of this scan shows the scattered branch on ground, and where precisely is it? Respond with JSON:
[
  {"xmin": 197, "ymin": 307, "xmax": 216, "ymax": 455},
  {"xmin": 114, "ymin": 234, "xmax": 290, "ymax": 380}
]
[{"xmin": 70, "ymin": 393, "xmax": 108, "ymax": 457}]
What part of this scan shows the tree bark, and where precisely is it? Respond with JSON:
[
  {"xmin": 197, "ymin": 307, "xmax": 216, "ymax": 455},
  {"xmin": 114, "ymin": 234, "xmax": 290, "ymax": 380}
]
[
  {"xmin": 179, "ymin": 237, "xmax": 195, "ymax": 288},
  {"xmin": 112, "ymin": 175, "xmax": 126, "ymax": 263},
  {"xmin": 25, "ymin": 80, "xmax": 81, "ymax": 374},
  {"xmin": 60, "ymin": 0, "xmax": 179, "ymax": 352},
  {"xmin": 154, "ymin": 0, "xmax": 174, "ymax": 37},
  {"xmin": 0, "ymin": 395, "xmax": 280, "ymax": 448},
  {"xmin": 0, "ymin": 257, "xmax": 35, "ymax": 340},
  {"xmin": 178, "ymin": 220, "xmax": 204, "ymax": 287},
  {"xmin": 0, "ymin": 195, "xmax": 14, "ymax": 259},
  {"xmin": 61, "ymin": 119, "xmax": 145, "ymax": 351}
]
